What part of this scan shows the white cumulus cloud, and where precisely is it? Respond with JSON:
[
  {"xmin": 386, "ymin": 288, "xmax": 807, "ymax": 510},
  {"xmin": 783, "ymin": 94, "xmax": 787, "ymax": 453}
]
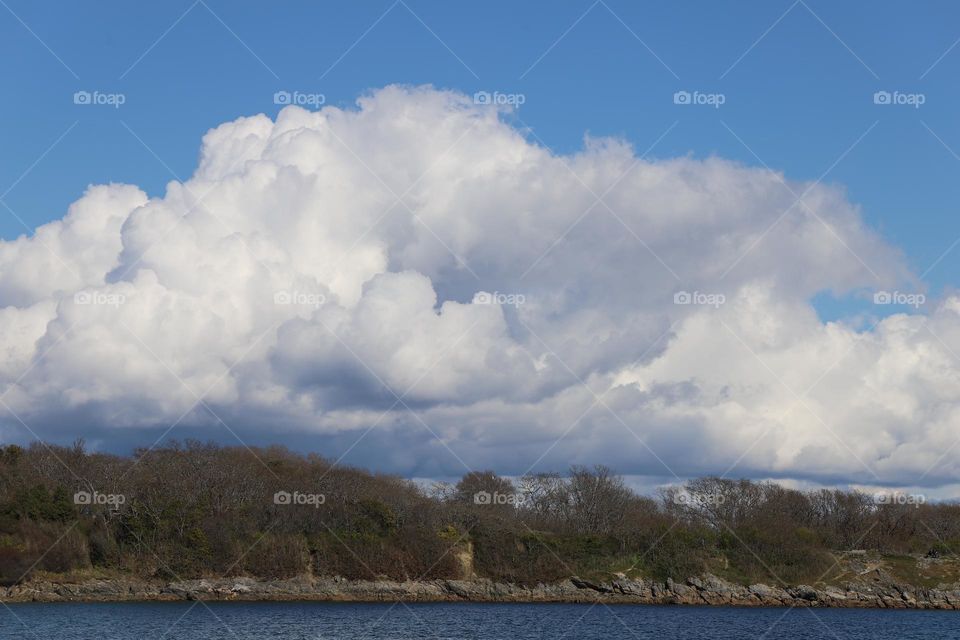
[{"xmin": 0, "ymin": 84, "xmax": 956, "ymax": 490}]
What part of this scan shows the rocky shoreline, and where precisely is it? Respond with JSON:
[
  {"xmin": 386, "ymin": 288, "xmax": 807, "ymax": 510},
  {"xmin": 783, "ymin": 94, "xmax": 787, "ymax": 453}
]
[{"xmin": 5, "ymin": 573, "xmax": 960, "ymax": 609}]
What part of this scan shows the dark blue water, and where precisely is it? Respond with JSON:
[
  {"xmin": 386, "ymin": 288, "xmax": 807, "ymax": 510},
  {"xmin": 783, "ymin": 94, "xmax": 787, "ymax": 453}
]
[{"xmin": 1, "ymin": 602, "xmax": 957, "ymax": 639}]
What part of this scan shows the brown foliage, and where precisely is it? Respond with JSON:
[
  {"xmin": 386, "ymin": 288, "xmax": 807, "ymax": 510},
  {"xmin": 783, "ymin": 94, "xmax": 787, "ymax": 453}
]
[{"xmin": 0, "ymin": 442, "xmax": 957, "ymax": 587}]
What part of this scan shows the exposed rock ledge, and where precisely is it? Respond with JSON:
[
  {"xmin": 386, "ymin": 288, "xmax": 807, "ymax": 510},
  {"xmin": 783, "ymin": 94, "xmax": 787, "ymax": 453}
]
[{"xmin": 5, "ymin": 574, "xmax": 960, "ymax": 609}]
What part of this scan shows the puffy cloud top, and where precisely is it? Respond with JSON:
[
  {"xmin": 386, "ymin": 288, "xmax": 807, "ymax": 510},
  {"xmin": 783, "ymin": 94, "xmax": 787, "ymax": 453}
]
[{"xmin": 1, "ymin": 85, "xmax": 954, "ymax": 490}]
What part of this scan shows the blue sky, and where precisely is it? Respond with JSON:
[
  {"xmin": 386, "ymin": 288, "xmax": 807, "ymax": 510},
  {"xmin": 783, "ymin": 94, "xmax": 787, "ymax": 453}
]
[
  {"xmin": 3, "ymin": 0, "xmax": 959, "ymax": 299},
  {"xmin": 3, "ymin": 2, "xmax": 960, "ymax": 489}
]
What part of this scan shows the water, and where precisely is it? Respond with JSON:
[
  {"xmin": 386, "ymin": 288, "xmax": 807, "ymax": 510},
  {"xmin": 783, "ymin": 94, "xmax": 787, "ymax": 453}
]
[{"xmin": 1, "ymin": 601, "xmax": 957, "ymax": 639}]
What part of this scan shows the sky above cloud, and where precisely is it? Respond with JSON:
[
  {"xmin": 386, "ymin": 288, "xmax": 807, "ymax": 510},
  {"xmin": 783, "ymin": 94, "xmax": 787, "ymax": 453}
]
[{"xmin": 1, "ymin": 84, "xmax": 957, "ymax": 493}]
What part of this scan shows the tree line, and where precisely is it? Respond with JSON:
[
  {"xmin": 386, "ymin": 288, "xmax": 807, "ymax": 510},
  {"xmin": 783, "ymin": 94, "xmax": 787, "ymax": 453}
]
[{"xmin": 0, "ymin": 440, "xmax": 957, "ymax": 587}]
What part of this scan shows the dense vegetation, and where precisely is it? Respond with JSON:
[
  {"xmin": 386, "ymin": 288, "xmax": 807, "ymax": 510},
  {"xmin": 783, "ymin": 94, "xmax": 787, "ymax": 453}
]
[{"xmin": 0, "ymin": 441, "xmax": 957, "ymax": 588}]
